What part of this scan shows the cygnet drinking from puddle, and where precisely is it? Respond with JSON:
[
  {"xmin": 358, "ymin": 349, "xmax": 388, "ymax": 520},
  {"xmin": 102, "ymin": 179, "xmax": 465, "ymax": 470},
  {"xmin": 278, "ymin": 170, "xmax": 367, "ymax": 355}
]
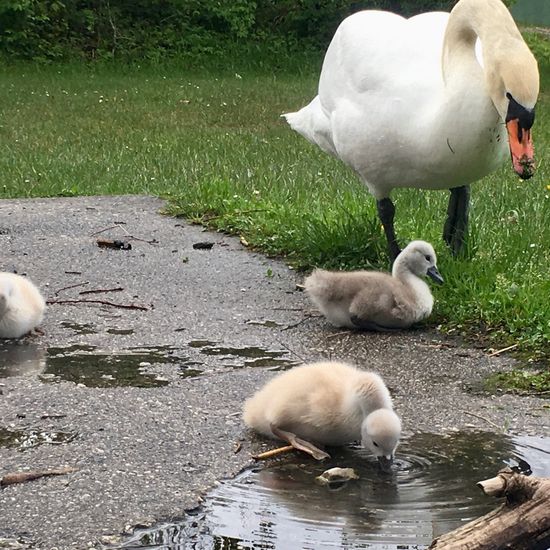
[{"xmin": 243, "ymin": 361, "xmax": 401, "ymax": 470}]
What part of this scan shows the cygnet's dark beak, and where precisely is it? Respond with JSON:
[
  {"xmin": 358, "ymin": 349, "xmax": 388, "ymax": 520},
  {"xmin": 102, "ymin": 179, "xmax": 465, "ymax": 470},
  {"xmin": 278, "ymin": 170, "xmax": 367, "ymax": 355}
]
[
  {"xmin": 377, "ymin": 455, "xmax": 393, "ymax": 473},
  {"xmin": 427, "ymin": 266, "xmax": 444, "ymax": 285}
]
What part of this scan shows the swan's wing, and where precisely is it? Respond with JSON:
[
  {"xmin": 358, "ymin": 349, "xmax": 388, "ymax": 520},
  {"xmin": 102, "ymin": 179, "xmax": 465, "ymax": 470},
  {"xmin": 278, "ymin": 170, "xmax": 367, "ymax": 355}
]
[
  {"xmin": 349, "ymin": 281, "xmax": 417, "ymax": 329},
  {"xmin": 319, "ymin": 11, "xmax": 449, "ymax": 112}
]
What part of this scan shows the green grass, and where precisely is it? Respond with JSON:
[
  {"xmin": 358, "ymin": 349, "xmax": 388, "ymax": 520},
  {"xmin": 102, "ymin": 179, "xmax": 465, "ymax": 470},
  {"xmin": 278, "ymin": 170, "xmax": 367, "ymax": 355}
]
[
  {"xmin": 0, "ymin": 33, "xmax": 549, "ymax": 388},
  {"xmin": 485, "ymin": 369, "xmax": 550, "ymax": 396}
]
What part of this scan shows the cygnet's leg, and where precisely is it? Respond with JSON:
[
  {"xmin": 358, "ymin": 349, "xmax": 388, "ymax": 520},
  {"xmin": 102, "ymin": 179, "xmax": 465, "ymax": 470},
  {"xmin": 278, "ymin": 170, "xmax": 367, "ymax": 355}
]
[
  {"xmin": 443, "ymin": 185, "xmax": 470, "ymax": 255},
  {"xmin": 376, "ymin": 198, "xmax": 401, "ymax": 263},
  {"xmin": 270, "ymin": 424, "xmax": 330, "ymax": 460}
]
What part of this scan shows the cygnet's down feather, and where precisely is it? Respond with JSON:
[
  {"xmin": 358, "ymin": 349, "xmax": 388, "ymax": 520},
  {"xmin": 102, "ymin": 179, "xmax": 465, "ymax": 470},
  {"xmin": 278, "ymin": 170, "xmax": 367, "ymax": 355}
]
[
  {"xmin": 0, "ymin": 272, "xmax": 46, "ymax": 339},
  {"xmin": 243, "ymin": 361, "xmax": 401, "ymax": 467},
  {"xmin": 305, "ymin": 240, "xmax": 443, "ymax": 331}
]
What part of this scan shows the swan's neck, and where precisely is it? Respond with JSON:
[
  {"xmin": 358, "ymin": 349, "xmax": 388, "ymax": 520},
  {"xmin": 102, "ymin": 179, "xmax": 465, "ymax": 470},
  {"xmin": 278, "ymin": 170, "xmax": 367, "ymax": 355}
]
[
  {"xmin": 442, "ymin": 0, "xmax": 534, "ymax": 114},
  {"xmin": 392, "ymin": 264, "xmax": 434, "ymax": 313}
]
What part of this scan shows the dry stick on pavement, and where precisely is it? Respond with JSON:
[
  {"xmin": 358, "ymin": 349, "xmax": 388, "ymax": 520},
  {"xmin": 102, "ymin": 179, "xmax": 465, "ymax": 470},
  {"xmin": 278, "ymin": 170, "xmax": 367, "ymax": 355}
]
[
  {"xmin": 79, "ymin": 287, "xmax": 124, "ymax": 295},
  {"xmin": 252, "ymin": 445, "xmax": 295, "ymax": 460},
  {"xmin": 54, "ymin": 281, "xmax": 90, "ymax": 296},
  {"xmin": 90, "ymin": 223, "xmax": 157, "ymax": 245},
  {"xmin": 1, "ymin": 467, "xmax": 78, "ymax": 486},
  {"xmin": 46, "ymin": 299, "xmax": 149, "ymax": 311}
]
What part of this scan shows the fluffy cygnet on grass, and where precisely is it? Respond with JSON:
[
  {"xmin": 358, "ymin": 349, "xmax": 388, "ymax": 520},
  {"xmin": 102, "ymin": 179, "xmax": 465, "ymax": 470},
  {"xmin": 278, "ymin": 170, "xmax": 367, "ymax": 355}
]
[
  {"xmin": 243, "ymin": 361, "xmax": 401, "ymax": 470},
  {"xmin": 305, "ymin": 240, "xmax": 443, "ymax": 331},
  {"xmin": 0, "ymin": 272, "xmax": 46, "ymax": 338}
]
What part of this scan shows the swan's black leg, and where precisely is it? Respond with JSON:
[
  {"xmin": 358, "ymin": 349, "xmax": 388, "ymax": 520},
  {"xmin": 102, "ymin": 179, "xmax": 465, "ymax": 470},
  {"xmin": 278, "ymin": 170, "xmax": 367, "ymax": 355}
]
[
  {"xmin": 443, "ymin": 185, "xmax": 470, "ymax": 255},
  {"xmin": 376, "ymin": 197, "xmax": 401, "ymax": 263}
]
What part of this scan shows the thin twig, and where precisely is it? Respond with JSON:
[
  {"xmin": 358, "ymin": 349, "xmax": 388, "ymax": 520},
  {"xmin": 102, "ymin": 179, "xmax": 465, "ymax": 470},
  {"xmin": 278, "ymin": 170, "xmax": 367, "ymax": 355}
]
[
  {"xmin": 252, "ymin": 445, "xmax": 294, "ymax": 460},
  {"xmin": 54, "ymin": 281, "xmax": 90, "ymax": 296},
  {"xmin": 325, "ymin": 330, "xmax": 353, "ymax": 338},
  {"xmin": 275, "ymin": 340, "xmax": 305, "ymax": 363},
  {"xmin": 79, "ymin": 287, "xmax": 124, "ymax": 295},
  {"xmin": 90, "ymin": 223, "xmax": 157, "ymax": 245},
  {"xmin": 46, "ymin": 299, "xmax": 149, "ymax": 311},
  {"xmin": 90, "ymin": 225, "xmax": 122, "ymax": 237},
  {"xmin": 462, "ymin": 410, "xmax": 504, "ymax": 432},
  {"xmin": 488, "ymin": 343, "xmax": 519, "ymax": 357},
  {"xmin": 282, "ymin": 316, "xmax": 312, "ymax": 331}
]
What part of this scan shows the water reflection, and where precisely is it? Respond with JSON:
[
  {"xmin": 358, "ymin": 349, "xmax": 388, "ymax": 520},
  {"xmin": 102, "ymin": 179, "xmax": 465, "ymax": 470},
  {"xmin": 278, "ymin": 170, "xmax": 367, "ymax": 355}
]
[
  {"xmin": 0, "ymin": 342, "xmax": 46, "ymax": 377},
  {"xmin": 117, "ymin": 432, "xmax": 550, "ymax": 550}
]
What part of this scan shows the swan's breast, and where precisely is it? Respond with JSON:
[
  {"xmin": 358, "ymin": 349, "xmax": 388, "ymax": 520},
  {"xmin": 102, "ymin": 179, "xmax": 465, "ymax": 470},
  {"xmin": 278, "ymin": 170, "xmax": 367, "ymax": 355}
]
[{"xmin": 311, "ymin": 9, "xmax": 508, "ymax": 195}]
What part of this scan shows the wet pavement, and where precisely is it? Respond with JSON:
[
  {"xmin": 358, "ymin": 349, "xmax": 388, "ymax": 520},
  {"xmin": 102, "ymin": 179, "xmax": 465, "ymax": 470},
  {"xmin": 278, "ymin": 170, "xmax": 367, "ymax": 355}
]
[{"xmin": 0, "ymin": 196, "xmax": 548, "ymax": 549}]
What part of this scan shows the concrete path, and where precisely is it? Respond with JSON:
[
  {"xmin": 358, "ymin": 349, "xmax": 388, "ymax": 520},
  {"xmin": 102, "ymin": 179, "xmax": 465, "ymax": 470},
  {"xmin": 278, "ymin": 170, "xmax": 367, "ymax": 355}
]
[{"xmin": 0, "ymin": 196, "xmax": 547, "ymax": 549}]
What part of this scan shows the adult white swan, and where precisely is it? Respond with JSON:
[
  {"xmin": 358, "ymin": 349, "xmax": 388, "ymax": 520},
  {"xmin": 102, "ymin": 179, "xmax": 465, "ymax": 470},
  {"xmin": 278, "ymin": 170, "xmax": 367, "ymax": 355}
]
[{"xmin": 283, "ymin": 0, "xmax": 539, "ymax": 260}]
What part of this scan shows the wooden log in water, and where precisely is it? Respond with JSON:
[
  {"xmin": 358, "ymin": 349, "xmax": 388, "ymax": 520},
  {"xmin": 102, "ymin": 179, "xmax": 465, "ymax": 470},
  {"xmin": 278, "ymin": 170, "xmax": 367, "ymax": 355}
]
[{"xmin": 429, "ymin": 467, "xmax": 550, "ymax": 550}]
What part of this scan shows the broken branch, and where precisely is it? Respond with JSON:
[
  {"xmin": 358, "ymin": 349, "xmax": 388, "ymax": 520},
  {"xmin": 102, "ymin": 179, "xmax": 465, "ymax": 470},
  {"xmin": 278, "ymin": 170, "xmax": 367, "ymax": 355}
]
[{"xmin": 429, "ymin": 468, "xmax": 550, "ymax": 549}]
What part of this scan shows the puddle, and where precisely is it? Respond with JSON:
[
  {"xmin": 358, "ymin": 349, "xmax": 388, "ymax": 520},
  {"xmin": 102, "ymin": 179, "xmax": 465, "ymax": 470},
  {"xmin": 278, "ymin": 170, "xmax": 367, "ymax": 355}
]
[
  {"xmin": 60, "ymin": 321, "xmax": 97, "ymax": 335},
  {"xmin": 0, "ymin": 343, "xmax": 46, "ymax": 377},
  {"xmin": 0, "ymin": 427, "xmax": 76, "ymax": 451},
  {"xmin": 42, "ymin": 345, "xmax": 201, "ymax": 387},
  {"xmin": 117, "ymin": 432, "xmax": 550, "ymax": 549},
  {"xmin": 188, "ymin": 341, "xmax": 299, "ymax": 370}
]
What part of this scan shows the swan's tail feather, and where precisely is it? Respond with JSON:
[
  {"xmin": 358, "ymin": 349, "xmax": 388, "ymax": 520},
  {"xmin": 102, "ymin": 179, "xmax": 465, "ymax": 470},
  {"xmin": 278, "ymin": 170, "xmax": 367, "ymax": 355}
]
[{"xmin": 282, "ymin": 97, "xmax": 337, "ymax": 156}]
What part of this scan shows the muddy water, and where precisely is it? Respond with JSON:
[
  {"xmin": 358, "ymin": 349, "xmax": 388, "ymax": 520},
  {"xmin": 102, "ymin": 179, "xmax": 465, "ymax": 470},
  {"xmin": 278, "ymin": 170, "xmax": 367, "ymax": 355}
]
[
  {"xmin": 43, "ymin": 346, "xmax": 203, "ymax": 387},
  {"xmin": 0, "ymin": 340, "xmax": 297, "ymax": 385},
  {"xmin": 188, "ymin": 340, "xmax": 299, "ymax": 370},
  {"xmin": 118, "ymin": 432, "xmax": 550, "ymax": 550},
  {"xmin": 0, "ymin": 342, "xmax": 202, "ymax": 387},
  {"xmin": 0, "ymin": 427, "xmax": 76, "ymax": 451}
]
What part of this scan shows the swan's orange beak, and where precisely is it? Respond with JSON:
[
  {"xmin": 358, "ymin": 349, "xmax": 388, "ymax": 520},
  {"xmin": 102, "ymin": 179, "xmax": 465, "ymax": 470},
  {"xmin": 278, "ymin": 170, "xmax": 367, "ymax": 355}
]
[{"xmin": 506, "ymin": 118, "xmax": 535, "ymax": 180}]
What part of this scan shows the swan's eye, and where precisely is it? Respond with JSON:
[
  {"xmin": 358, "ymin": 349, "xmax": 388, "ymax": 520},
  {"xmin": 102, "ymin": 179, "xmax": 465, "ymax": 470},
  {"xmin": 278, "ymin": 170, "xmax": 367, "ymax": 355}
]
[
  {"xmin": 424, "ymin": 255, "xmax": 431, "ymax": 262},
  {"xmin": 373, "ymin": 441, "xmax": 379, "ymax": 448}
]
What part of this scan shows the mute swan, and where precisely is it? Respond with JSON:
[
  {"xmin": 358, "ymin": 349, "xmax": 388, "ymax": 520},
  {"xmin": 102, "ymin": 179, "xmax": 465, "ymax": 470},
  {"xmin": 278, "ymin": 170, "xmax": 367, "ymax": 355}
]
[
  {"xmin": 283, "ymin": 0, "xmax": 539, "ymax": 260},
  {"xmin": 0, "ymin": 273, "xmax": 46, "ymax": 338},
  {"xmin": 243, "ymin": 361, "xmax": 401, "ymax": 469},
  {"xmin": 305, "ymin": 240, "xmax": 442, "ymax": 331}
]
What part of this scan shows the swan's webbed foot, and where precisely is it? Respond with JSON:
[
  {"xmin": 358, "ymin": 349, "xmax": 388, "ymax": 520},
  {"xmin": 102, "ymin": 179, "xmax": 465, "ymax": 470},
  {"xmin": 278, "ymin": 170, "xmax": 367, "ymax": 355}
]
[
  {"xmin": 443, "ymin": 185, "xmax": 470, "ymax": 255},
  {"xmin": 270, "ymin": 424, "xmax": 330, "ymax": 461},
  {"xmin": 376, "ymin": 198, "xmax": 401, "ymax": 264}
]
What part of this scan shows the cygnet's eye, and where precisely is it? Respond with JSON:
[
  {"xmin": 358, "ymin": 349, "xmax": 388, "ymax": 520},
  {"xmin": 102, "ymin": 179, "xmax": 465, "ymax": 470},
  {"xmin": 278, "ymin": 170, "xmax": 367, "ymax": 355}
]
[
  {"xmin": 424, "ymin": 254, "xmax": 432, "ymax": 262},
  {"xmin": 373, "ymin": 441, "xmax": 379, "ymax": 448}
]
